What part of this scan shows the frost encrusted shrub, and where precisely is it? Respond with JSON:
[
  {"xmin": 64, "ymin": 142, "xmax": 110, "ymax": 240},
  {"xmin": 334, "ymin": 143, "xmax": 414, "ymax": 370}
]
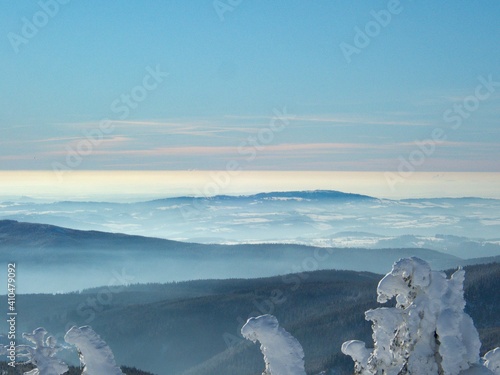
[
  {"xmin": 64, "ymin": 326, "xmax": 124, "ymax": 375},
  {"xmin": 16, "ymin": 327, "xmax": 69, "ymax": 375},
  {"xmin": 241, "ymin": 314, "xmax": 306, "ymax": 375},
  {"xmin": 5, "ymin": 326, "xmax": 124, "ymax": 375},
  {"xmin": 342, "ymin": 257, "xmax": 500, "ymax": 375},
  {"xmin": 483, "ymin": 348, "xmax": 500, "ymax": 374}
]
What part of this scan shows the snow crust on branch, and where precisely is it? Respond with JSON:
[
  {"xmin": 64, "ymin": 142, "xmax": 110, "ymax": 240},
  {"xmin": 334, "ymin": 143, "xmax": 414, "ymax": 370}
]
[
  {"xmin": 241, "ymin": 314, "xmax": 306, "ymax": 375},
  {"xmin": 484, "ymin": 348, "xmax": 500, "ymax": 374},
  {"xmin": 342, "ymin": 257, "xmax": 500, "ymax": 375},
  {"xmin": 64, "ymin": 326, "xmax": 124, "ymax": 375},
  {"xmin": 16, "ymin": 327, "xmax": 68, "ymax": 375}
]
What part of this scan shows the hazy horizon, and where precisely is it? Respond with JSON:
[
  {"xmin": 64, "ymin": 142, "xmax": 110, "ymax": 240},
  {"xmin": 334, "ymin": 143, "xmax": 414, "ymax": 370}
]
[{"xmin": 1, "ymin": 171, "xmax": 500, "ymax": 202}]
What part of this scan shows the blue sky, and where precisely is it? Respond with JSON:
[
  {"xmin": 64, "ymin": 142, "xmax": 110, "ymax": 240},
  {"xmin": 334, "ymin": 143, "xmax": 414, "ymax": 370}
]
[{"xmin": 1, "ymin": 0, "xmax": 499, "ymax": 173}]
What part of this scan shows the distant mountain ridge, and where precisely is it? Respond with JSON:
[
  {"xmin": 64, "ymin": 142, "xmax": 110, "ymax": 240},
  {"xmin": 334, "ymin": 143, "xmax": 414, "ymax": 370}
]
[
  {"xmin": 147, "ymin": 189, "xmax": 376, "ymax": 203},
  {"xmin": 0, "ymin": 219, "xmax": 185, "ymax": 249},
  {"xmin": 0, "ymin": 219, "xmax": 498, "ymax": 294},
  {"xmin": 12, "ymin": 190, "xmax": 499, "ymax": 205},
  {"xmin": 1, "ymin": 191, "xmax": 499, "ymax": 260}
]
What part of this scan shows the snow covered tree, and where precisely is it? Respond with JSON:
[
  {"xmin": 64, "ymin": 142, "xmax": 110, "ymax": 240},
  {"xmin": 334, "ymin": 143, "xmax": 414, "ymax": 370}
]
[
  {"xmin": 484, "ymin": 348, "xmax": 500, "ymax": 374},
  {"xmin": 3, "ymin": 325, "xmax": 124, "ymax": 375},
  {"xmin": 342, "ymin": 257, "xmax": 500, "ymax": 375},
  {"xmin": 16, "ymin": 327, "xmax": 68, "ymax": 375},
  {"xmin": 241, "ymin": 314, "xmax": 306, "ymax": 375},
  {"xmin": 64, "ymin": 326, "xmax": 124, "ymax": 375}
]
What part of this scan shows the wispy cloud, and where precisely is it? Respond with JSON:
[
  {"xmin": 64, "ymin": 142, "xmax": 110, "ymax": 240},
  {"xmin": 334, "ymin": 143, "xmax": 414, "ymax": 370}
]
[
  {"xmin": 57, "ymin": 119, "xmax": 262, "ymax": 139},
  {"xmin": 24, "ymin": 136, "xmax": 83, "ymax": 144},
  {"xmin": 292, "ymin": 115, "xmax": 432, "ymax": 127},
  {"xmin": 40, "ymin": 142, "xmax": 385, "ymax": 158},
  {"xmin": 0, "ymin": 155, "xmax": 36, "ymax": 161},
  {"xmin": 225, "ymin": 114, "xmax": 432, "ymax": 127}
]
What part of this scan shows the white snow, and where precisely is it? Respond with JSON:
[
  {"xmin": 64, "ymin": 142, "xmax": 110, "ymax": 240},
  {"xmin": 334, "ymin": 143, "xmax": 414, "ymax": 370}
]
[
  {"xmin": 341, "ymin": 340, "xmax": 371, "ymax": 374},
  {"xmin": 484, "ymin": 348, "xmax": 500, "ymax": 374},
  {"xmin": 342, "ymin": 257, "xmax": 499, "ymax": 375},
  {"xmin": 263, "ymin": 197, "xmax": 307, "ymax": 201},
  {"xmin": 64, "ymin": 326, "xmax": 124, "ymax": 375},
  {"xmin": 241, "ymin": 314, "xmax": 306, "ymax": 375},
  {"xmin": 16, "ymin": 327, "xmax": 68, "ymax": 375}
]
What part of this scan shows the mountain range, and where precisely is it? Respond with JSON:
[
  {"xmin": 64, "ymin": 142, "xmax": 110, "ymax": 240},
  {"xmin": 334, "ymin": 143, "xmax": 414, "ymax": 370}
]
[
  {"xmin": 1, "ymin": 190, "xmax": 499, "ymax": 260},
  {"xmin": 1, "ymin": 219, "xmax": 499, "ymax": 293}
]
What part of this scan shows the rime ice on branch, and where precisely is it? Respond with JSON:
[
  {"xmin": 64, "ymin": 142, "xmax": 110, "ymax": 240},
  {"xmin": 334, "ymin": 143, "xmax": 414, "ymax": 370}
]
[
  {"xmin": 64, "ymin": 326, "xmax": 124, "ymax": 375},
  {"xmin": 484, "ymin": 348, "xmax": 500, "ymax": 375},
  {"xmin": 241, "ymin": 314, "xmax": 306, "ymax": 375},
  {"xmin": 16, "ymin": 327, "xmax": 68, "ymax": 375},
  {"xmin": 342, "ymin": 257, "xmax": 500, "ymax": 375}
]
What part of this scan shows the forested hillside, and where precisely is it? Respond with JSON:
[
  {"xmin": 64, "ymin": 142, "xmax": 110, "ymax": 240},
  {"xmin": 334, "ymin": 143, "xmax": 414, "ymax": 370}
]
[{"xmin": 3, "ymin": 263, "xmax": 499, "ymax": 374}]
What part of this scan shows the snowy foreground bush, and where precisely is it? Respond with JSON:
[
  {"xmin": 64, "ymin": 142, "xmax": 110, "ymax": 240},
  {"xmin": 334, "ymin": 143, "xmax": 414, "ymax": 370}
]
[
  {"xmin": 241, "ymin": 314, "xmax": 306, "ymax": 375},
  {"xmin": 2, "ymin": 325, "xmax": 124, "ymax": 375},
  {"xmin": 341, "ymin": 257, "xmax": 499, "ymax": 375},
  {"xmin": 1, "ymin": 257, "xmax": 499, "ymax": 375}
]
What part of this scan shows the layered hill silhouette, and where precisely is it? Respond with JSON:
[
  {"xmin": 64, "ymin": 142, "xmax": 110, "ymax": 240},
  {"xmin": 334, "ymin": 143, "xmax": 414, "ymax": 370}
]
[
  {"xmin": 1, "ymin": 219, "xmax": 499, "ymax": 293},
  {"xmin": 5, "ymin": 263, "xmax": 499, "ymax": 375},
  {"xmin": 2, "ymin": 219, "xmax": 498, "ymax": 264}
]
